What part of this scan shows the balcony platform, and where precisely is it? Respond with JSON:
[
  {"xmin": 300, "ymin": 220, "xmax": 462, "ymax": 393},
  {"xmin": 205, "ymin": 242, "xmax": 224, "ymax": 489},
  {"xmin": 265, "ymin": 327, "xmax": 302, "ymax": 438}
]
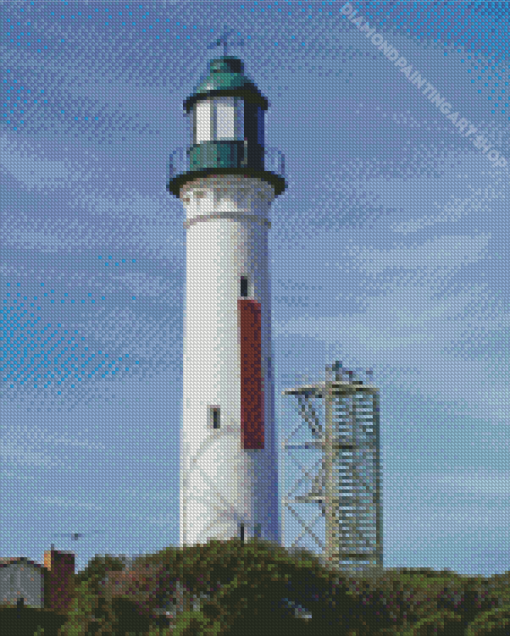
[{"xmin": 167, "ymin": 142, "xmax": 286, "ymax": 197}]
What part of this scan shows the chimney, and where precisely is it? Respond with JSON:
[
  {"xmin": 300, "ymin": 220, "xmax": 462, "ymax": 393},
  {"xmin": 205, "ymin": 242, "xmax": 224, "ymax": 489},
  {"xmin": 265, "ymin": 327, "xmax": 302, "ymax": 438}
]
[{"xmin": 44, "ymin": 547, "xmax": 75, "ymax": 611}]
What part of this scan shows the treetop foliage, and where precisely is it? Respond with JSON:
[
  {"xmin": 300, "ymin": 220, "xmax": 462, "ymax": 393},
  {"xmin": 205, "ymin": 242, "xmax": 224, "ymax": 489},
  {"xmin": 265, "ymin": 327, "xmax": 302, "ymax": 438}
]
[{"xmin": 47, "ymin": 540, "xmax": 510, "ymax": 635}]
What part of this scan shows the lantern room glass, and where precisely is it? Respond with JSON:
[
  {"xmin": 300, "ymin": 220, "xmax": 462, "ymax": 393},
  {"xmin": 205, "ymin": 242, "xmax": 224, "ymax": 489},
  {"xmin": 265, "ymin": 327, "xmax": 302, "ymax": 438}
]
[
  {"xmin": 194, "ymin": 100, "xmax": 211, "ymax": 144},
  {"xmin": 192, "ymin": 97, "xmax": 245, "ymax": 144}
]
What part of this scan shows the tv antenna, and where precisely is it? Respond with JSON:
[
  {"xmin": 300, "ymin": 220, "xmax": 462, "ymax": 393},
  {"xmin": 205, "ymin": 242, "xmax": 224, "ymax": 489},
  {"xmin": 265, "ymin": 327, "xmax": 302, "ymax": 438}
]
[
  {"xmin": 52, "ymin": 531, "xmax": 102, "ymax": 542},
  {"xmin": 207, "ymin": 25, "xmax": 244, "ymax": 57}
]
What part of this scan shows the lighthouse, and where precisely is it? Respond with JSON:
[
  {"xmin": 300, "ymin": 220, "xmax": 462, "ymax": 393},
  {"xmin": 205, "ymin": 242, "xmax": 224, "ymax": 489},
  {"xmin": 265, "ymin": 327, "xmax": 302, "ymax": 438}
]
[{"xmin": 168, "ymin": 54, "xmax": 286, "ymax": 547}]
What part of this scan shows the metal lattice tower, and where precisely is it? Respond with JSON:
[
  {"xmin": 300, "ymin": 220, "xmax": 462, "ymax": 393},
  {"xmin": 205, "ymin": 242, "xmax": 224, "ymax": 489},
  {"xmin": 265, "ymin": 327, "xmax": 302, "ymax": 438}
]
[{"xmin": 281, "ymin": 361, "xmax": 382, "ymax": 574}]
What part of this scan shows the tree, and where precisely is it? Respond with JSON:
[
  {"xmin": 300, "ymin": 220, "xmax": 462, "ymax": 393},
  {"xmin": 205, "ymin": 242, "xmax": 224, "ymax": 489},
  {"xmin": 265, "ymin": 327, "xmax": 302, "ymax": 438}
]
[
  {"xmin": 58, "ymin": 554, "xmax": 129, "ymax": 635},
  {"xmin": 122, "ymin": 538, "xmax": 332, "ymax": 633},
  {"xmin": 172, "ymin": 609, "xmax": 220, "ymax": 635},
  {"xmin": 58, "ymin": 545, "xmax": 508, "ymax": 635},
  {"xmin": 465, "ymin": 603, "xmax": 510, "ymax": 636},
  {"xmin": 74, "ymin": 554, "xmax": 127, "ymax": 588},
  {"xmin": 400, "ymin": 609, "xmax": 464, "ymax": 635},
  {"xmin": 58, "ymin": 579, "xmax": 110, "ymax": 635}
]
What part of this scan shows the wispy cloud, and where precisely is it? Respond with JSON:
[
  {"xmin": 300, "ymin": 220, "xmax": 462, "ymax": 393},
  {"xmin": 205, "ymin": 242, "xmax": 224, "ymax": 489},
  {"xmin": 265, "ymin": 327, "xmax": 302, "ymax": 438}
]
[
  {"xmin": 275, "ymin": 228, "xmax": 509, "ymax": 422},
  {"xmin": 345, "ymin": 233, "xmax": 490, "ymax": 277},
  {"xmin": 0, "ymin": 136, "xmax": 92, "ymax": 192},
  {"xmin": 0, "ymin": 439, "xmax": 68, "ymax": 468},
  {"xmin": 392, "ymin": 176, "xmax": 508, "ymax": 234},
  {"xmin": 419, "ymin": 468, "xmax": 510, "ymax": 497},
  {"xmin": 0, "ymin": 425, "xmax": 106, "ymax": 469},
  {"xmin": 2, "ymin": 213, "xmax": 97, "ymax": 253},
  {"xmin": 41, "ymin": 497, "xmax": 103, "ymax": 511},
  {"xmin": 5, "ymin": 425, "xmax": 106, "ymax": 450}
]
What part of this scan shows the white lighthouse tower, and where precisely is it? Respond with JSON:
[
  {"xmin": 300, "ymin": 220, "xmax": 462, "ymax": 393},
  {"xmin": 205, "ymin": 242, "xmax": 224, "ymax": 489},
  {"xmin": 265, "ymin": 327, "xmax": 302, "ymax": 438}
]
[{"xmin": 168, "ymin": 53, "xmax": 286, "ymax": 547}]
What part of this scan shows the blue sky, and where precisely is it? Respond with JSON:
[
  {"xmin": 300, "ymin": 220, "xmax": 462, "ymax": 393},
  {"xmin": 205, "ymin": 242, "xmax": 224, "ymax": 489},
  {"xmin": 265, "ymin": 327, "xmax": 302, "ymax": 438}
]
[{"xmin": 1, "ymin": 0, "xmax": 509, "ymax": 578}]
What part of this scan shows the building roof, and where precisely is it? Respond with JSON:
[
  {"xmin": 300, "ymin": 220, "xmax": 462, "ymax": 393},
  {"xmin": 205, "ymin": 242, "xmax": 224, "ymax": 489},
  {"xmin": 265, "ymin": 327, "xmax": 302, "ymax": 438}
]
[
  {"xmin": 0, "ymin": 548, "xmax": 74, "ymax": 569},
  {"xmin": 0, "ymin": 557, "xmax": 46, "ymax": 570}
]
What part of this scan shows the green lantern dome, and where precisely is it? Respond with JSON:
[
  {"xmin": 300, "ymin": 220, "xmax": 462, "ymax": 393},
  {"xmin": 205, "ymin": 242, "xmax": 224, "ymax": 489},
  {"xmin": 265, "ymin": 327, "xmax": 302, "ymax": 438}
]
[{"xmin": 183, "ymin": 56, "xmax": 268, "ymax": 113}]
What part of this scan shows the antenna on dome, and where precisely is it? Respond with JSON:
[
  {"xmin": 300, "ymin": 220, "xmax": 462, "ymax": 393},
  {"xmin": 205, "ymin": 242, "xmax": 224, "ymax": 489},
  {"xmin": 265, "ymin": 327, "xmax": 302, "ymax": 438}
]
[{"xmin": 207, "ymin": 25, "xmax": 244, "ymax": 57}]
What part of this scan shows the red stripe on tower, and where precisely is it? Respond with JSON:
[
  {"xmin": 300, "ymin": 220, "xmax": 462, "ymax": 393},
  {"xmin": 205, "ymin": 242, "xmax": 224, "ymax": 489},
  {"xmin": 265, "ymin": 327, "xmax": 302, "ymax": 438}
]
[{"xmin": 238, "ymin": 298, "xmax": 265, "ymax": 449}]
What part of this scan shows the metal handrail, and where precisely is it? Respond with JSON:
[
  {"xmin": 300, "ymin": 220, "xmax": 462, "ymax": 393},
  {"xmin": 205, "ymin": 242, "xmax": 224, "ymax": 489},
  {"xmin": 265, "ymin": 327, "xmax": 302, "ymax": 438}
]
[{"xmin": 168, "ymin": 142, "xmax": 285, "ymax": 179}]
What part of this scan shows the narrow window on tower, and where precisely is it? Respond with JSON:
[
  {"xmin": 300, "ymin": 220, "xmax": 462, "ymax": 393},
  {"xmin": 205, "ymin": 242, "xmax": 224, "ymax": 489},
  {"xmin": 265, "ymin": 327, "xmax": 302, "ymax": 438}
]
[
  {"xmin": 239, "ymin": 523, "xmax": 245, "ymax": 543},
  {"xmin": 208, "ymin": 406, "xmax": 220, "ymax": 429},
  {"xmin": 240, "ymin": 275, "xmax": 249, "ymax": 298}
]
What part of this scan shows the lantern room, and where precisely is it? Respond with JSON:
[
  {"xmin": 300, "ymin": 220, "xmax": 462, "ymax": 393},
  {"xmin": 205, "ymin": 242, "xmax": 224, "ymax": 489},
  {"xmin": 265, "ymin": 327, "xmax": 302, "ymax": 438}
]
[{"xmin": 168, "ymin": 56, "xmax": 286, "ymax": 198}]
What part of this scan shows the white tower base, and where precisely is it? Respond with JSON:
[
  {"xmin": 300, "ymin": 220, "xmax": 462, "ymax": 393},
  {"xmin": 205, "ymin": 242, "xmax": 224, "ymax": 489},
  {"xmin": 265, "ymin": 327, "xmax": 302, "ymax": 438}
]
[{"xmin": 180, "ymin": 175, "xmax": 280, "ymax": 548}]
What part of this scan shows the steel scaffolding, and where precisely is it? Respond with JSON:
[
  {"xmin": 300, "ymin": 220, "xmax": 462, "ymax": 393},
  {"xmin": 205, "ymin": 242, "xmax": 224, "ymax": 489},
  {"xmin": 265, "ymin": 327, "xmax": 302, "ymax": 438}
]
[{"xmin": 281, "ymin": 361, "xmax": 382, "ymax": 574}]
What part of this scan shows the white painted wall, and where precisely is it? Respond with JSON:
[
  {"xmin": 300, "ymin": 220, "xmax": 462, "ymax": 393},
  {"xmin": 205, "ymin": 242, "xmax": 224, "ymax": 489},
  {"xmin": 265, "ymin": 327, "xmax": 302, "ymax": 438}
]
[
  {"xmin": 179, "ymin": 175, "xmax": 280, "ymax": 547},
  {"xmin": 0, "ymin": 561, "xmax": 44, "ymax": 608}
]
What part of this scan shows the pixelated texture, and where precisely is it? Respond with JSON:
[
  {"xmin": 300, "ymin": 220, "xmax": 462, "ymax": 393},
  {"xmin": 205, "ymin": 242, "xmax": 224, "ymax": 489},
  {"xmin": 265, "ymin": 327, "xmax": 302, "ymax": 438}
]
[
  {"xmin": 238, "ymin": 298, "xmax": 264, "ymax": 450},
  {"xmin": 0, "ymin": 0, "xmax": 509, "ymax": 593}
]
